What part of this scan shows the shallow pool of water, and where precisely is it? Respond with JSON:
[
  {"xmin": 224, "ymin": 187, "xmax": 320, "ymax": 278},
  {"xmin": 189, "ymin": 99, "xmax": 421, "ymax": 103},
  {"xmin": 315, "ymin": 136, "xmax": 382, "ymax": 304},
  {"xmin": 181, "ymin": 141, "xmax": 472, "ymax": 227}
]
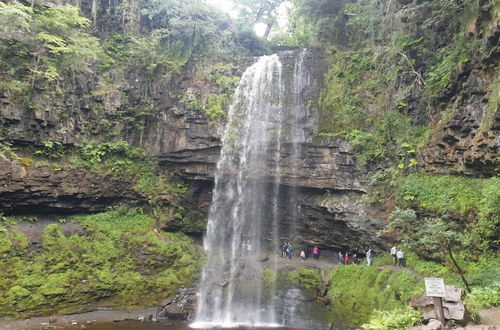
[{"xmin": 50, "ymin": 320, "xmax": 298, "ymax": 330}]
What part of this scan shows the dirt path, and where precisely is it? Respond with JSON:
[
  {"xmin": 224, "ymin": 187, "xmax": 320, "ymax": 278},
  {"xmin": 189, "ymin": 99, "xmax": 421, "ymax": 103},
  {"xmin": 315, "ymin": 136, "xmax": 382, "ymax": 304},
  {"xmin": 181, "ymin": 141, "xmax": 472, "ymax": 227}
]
[
  {"xmin": 479, "ymin": 307, "xmax": 500, "ymax": 326},
  {"xmin": 381, "ymin": 265, "xmax": 425, "ymax": 280},
  {"xmin": 264, "ymin": 255, "xmax": 339, "ymax": 271}
]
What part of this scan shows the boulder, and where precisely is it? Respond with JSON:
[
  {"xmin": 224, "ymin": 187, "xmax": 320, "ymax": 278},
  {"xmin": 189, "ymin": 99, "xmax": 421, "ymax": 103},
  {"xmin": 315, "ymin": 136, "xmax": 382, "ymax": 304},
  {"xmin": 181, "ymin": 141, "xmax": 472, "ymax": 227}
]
[
  {"xmin": 417, "ymin": 285, "xmax": 467, "ymax": 324},
  {"xmin": 157, "ymin": 287, "xmax": 197, "ymax": 321},
  {"xmin": 423, "ymin": 310, "xmax": 437, "ymax": 321},
  {"xmin": 410, "ymin": 319, "xmax": 443, "ymax": 330},
  {"xmin": 161, "ymin": 304, "xmax": 188, "ymax": 320},
  {"xmin": 443, "ymin": 301, "xmax": 466, "ymax": 322},
  {"xmin": 444, "ymin": 285, "xmax": 462, "ymax": 303},
  {"xmin": 413, "ymin": 294, "xmax": 434, "ymax": 308}
]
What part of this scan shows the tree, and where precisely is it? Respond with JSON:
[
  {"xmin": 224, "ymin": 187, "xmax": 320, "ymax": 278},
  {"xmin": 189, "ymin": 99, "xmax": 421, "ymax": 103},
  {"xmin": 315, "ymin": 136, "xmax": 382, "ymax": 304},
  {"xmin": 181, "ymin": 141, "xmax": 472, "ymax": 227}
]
[
  {"xmin": 0, "ymin": 2, "xmax": 33, "ymax": 41},
  {"xmin": 0, "ymin": 3, "xmax": 101, "ymax": 89},
  {"xmin": 234, "ymin": 0, "xmax": 285, "ymax": 39},
  {"xmin": 382, "ymin": 208, "xmax": 471, "ymax": 293}
]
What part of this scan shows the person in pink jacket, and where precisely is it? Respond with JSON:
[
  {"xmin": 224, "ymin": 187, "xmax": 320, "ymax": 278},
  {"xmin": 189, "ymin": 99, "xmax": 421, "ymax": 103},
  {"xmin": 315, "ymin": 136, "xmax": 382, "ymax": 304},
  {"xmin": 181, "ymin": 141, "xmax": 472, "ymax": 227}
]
[{"xmin": 312, "ymin": 246, "xmax": 319, "ymax": 260}]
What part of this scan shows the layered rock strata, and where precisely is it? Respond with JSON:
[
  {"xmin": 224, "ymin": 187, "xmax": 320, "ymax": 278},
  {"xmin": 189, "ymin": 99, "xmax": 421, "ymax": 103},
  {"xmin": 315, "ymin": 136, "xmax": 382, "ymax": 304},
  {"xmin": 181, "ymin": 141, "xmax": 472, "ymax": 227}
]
[{"xmin": 0, "ymin": 157, "xmax": 142, "ymax": 214}]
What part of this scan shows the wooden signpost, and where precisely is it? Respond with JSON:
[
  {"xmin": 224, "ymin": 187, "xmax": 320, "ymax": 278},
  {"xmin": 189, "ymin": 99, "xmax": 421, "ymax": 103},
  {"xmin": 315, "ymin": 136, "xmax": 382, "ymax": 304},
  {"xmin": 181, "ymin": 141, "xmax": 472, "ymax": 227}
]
[{"xmin": 425, "ymin": 277, "xmax": 446, "ymax": 326}]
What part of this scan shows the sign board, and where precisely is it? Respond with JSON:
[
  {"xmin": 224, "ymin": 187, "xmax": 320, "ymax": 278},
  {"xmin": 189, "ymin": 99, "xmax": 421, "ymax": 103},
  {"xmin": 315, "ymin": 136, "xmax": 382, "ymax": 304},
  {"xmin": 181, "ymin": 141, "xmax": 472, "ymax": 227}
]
[{"xmin": 425, "ymin": 277, "xmax": 446, "ymax": 297}]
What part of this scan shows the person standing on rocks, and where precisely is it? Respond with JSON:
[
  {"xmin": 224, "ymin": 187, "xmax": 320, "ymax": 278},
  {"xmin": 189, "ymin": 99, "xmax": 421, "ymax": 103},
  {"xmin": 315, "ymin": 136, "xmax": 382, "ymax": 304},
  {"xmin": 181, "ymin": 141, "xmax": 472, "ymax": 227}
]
[
  {"xmin": 366, "ymin": 249, "xmax": 372, "ymax": 266},
  {"xmin": 286, "ymin": 243, "xmax": 293, "ymax": 259},
  {"xmin": 344, "ymin": 253, "xmax": 350, "ymax": 265},
  {"xmin": 281, "ymin": 242, "xmax": 287, "ymax": 258},
  {"xmin": 312, "ymin": 246, "xmax": 319, "ymax": 260},
  {"xmin": 397, "ymin": 249, "xmax": 405, "ymax": 268},
  {"xmin": 391, "ymin": 245, "xmax": 397, "ymax": 266},
  {"xmin": 338, "ymin": 251, "xmax": 343, "ymax": 265},
  {"xmin": 303, "ymin": 245, "xmax": 309, "ymax": 258}
]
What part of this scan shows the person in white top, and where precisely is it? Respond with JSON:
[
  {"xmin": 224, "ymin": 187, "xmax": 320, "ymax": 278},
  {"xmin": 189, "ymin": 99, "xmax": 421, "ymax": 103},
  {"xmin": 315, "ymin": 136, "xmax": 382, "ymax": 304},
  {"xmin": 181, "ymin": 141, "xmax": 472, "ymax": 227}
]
[
  {"xmin": 391, "ymin": 245, "xmax": 397, "ymax": 266},
  {"xmin": 396, "ymin": 249, "xmax": 405, "ymax": 268},
  {"xmin": 366, "ymin": 249, "xmax": 372, "ymax": 266}
]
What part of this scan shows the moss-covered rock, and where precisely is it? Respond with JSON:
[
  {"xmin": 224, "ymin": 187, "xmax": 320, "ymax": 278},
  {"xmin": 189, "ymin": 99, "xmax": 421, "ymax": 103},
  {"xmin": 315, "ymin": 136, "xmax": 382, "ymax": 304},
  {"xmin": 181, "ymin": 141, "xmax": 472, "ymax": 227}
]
[
  {"xmin": 287, "ymin": 267, "xmax": 323, "ymax": 292},
  {"xmin": 0, "ymin": 210, "xmax": 202, "ymax": 318}
]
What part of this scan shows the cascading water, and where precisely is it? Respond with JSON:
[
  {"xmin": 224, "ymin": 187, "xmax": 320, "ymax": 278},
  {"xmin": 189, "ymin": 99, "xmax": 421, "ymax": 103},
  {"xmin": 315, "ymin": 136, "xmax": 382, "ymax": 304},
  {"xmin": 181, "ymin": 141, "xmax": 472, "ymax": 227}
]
[{"xmin": 191, "ymin": 50, "xmax": 311, "ymax": 329}]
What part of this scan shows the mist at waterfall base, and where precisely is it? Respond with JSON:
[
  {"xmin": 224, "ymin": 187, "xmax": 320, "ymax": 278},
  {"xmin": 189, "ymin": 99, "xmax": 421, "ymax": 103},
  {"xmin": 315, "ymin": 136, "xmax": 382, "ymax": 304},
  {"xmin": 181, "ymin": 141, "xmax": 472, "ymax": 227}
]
[{"xmin": 190, "ymin": 51, "xmax": 332, "ymax": 330}]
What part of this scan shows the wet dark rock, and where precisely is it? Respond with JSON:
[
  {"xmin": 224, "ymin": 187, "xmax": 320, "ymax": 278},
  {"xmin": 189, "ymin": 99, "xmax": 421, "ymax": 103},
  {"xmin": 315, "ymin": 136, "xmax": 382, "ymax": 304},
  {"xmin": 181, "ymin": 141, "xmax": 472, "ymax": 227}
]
[
  {"xmin": 419, "ymin": 56, "xmax": 500, "ymax": 177},
  {"xmin": 0, "ymin": 157, "xmax": 144, "ymax": 214},
  {"xmin": 157, "ymin": 287, "xmax": 197, "ymax": 321}
]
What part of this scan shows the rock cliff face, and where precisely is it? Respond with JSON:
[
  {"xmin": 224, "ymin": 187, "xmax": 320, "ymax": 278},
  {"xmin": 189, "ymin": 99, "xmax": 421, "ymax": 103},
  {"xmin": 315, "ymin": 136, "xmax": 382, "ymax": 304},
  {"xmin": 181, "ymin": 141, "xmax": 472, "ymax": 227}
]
[
  {"xmin": 0, "ymin": 157, "xmax": 142, "ymax": 214},
  {"xmin": 1, "ymin": 47, "xmax": 386, "ymax": 252},
  {"xmin": 159, "ymin": 49, "xmax": 386, "ymax": 252},
  {"xmin": 419, "ymin": 81, "xmax": 499, "ymax": 176},
  {"xmin": 412, "ymin": 6, "xmax": 500, "ymax": 177}
]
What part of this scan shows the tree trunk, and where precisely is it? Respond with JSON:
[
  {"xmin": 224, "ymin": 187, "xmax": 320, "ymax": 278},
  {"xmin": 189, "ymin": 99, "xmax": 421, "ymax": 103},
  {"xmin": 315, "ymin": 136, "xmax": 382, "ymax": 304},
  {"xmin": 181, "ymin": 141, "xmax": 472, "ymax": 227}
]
[
  {"xmin": 263, "ymin": 22, "xmax": 273, "ymax": 40},
  {"xmin": 448, "ymin": 247, "xmax": 471, "ymax": 293}
]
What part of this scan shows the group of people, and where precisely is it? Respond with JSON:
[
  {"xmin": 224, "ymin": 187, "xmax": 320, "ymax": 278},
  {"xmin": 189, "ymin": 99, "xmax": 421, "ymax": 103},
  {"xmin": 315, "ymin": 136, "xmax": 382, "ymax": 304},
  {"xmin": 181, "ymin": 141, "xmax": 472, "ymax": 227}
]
[
  {"xmin": 300, "ymin": 246, "xmax": 320, "ymax": 261},
  {"xmin": 281, "ymin": 243, "xmax": 321, "ymax": 261},
  {"xmin": 391, "ymin": 245, "xmax": 405, "ymax": 268},
  {"xmin": 337, "ymin": 251, "xmax": 361, "ymax": 265},
  {"xmin": 274, "ymin": 241, "xmax": 407, "ymax": 268}
]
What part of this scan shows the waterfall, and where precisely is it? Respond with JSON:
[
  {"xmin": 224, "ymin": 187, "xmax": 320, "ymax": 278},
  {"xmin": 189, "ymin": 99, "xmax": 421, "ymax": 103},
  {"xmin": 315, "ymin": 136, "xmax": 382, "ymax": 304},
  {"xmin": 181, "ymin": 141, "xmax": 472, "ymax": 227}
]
[{"xmin": 191, "ymin": 50, "xmax": 311, "ymax": 329}]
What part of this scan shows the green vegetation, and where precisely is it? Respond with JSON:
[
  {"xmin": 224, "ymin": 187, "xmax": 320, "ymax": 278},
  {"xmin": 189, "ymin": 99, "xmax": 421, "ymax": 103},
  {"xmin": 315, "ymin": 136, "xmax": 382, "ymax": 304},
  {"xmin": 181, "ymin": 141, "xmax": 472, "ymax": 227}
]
[
  {"xmin": 287, "ymin": 267, "xmax": 322, "ymax": 290},
  {"xmin": 0, "ymin": 210, "xmax": 201, "ymax": 317},
  {"xmin": 362, "ymin": 307, "xmax": 422, "ymax": 330},
  {"xmin": 329, "ymin": 266, "xmax": 423, "ymax": 327},
  {"xmin": 372, "ymin": 252, "xmax": 484, "ymax": 289},
  {"xmin": 395, "ymin": 173, "xmax": 500, "ymax": 252},
  {"xmin": 465, "ymin": 283, "xmax": 500, "ymax": 321},
  {"xmin": 312, "ymin": 41, "xmax": 427, "ymax": 164},
  {"xmin": 0, "ymin": 0, "xmax": 259, "ymax": 136},
  {"xmin": 263, "ymin": 268, "xmax": 278, "ymax": 288},
  {"xmin": 194, "ymin": 63, "xmax": 241, "ymax": 120},
  {"xmin": 0, "ymin": 3, "xmax": 102, "ymax": 107}
]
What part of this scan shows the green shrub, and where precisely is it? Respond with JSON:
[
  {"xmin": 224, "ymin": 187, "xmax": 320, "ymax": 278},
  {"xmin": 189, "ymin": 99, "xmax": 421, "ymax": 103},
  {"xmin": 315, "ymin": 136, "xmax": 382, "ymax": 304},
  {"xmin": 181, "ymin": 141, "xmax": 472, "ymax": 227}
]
[
  {"xmin": 464, "ymin": 283, "xmax": 500, "ymax": 321},
  {"xmin": 464, "ymin": 256, "xmax": 500, "ymax": 287},
  {"xmin": 397, "ymin": 173, "xmax": 500, "ymax": 251},
  {"xmin": 362, "ymin": 307, "xmax": 422, "ymax": 330},
  {"xmin": 287, "ymin": 267, "xmax": 322, "ymax": 290},
  {"xmin": 329, "ymin": 266, "xmax": 423, "ymax": 327},
  {"xmin": 317, "ymin": 47, "xmax": 425, "ymax": 164},
  {"xmin": 205, "ymin": 93, "xmax": 230, "ymax": 120}
]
